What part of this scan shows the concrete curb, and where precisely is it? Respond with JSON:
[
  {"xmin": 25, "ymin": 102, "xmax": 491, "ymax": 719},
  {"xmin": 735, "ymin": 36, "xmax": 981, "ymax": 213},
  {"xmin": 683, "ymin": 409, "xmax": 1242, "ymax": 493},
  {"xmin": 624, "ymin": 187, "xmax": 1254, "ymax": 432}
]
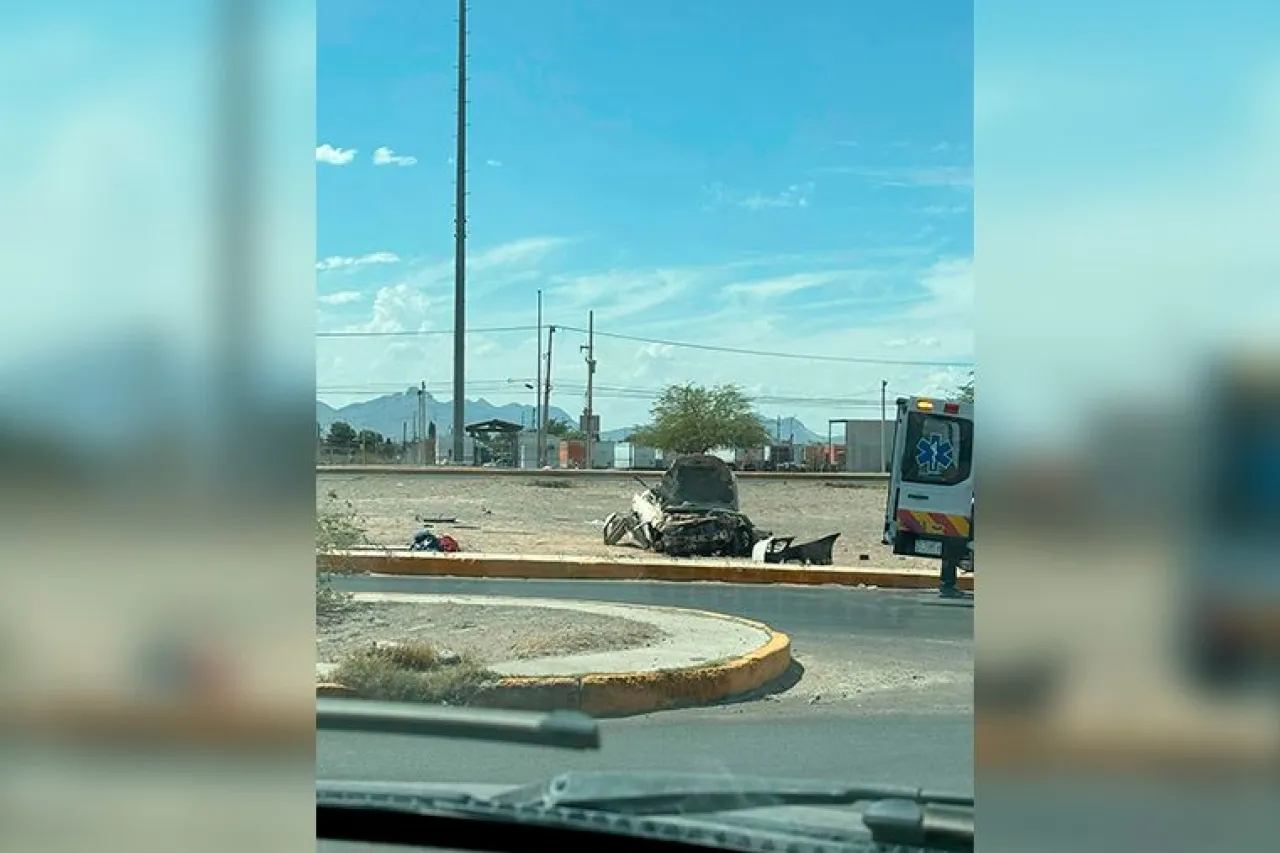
[
  {"xmin": 317, "ymin": 610, "xmax": 793, "ymax": 718},
  {"xmin": 318, "ymin": 550, "xmax": 974, "ymax": 592},
  {"xmin": 317, "ymin": 465, "xmax": 889, "ymax": 483}
]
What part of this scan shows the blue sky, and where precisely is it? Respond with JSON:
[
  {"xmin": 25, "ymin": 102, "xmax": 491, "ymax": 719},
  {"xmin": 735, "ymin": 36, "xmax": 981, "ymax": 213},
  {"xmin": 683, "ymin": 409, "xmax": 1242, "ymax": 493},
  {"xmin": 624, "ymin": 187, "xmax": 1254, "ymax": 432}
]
[{"xmin": 317, "ymin": 0, "xmax": 974, "ymax": 429}]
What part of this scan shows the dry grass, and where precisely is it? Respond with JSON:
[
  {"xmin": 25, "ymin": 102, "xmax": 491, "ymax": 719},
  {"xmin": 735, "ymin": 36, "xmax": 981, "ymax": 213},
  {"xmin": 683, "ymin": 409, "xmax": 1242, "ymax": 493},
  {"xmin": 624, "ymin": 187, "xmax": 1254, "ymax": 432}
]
[{"xmin": 330, "ymin": 640, "xmax": 497, "ymax": 704}]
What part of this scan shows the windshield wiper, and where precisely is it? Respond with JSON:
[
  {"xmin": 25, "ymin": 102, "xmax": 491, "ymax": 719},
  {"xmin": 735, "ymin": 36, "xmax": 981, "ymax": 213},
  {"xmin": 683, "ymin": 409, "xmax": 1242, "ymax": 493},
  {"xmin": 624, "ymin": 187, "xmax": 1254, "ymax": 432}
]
[
  {"xmin": 316, "ymin": 699, "xmax": 600, "ymax": 751},
  {"xmin": 495, "ymin": 771, "xmax": 973, "ymax": 851}
]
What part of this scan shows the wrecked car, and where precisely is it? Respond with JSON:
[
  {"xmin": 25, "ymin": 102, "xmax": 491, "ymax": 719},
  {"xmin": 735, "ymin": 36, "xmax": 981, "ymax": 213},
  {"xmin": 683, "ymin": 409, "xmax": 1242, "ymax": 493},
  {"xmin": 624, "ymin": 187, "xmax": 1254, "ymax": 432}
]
[
  {"xmin": 602, "ymin": 453, "xmax": 843, "ymax": 564},
  {"xmin": 603, "ymin": 454, "xmax": 763, "ymax": 558}
]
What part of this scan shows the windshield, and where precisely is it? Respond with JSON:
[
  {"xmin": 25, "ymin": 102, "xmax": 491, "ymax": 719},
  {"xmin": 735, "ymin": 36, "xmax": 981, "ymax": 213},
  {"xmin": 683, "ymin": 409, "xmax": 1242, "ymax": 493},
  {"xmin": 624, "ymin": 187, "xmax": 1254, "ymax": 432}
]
[{"xmin": 315, "ymin": 0, "xmax": 974, "ymax": 825}]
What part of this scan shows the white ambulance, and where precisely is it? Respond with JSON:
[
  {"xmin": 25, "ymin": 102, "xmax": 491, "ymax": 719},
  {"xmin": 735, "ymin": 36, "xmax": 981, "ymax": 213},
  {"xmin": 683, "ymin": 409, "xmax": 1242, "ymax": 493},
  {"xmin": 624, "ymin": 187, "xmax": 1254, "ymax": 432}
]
[{"xmin": 883, "ymin": 396, "xmax": 975, "ymax": 565}]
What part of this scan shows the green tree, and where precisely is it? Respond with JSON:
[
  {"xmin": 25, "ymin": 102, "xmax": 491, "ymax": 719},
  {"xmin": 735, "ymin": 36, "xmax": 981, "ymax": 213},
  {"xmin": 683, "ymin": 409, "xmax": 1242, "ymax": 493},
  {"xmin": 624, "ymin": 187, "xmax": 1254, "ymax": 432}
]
[
  {"xmin": 355, "ymin": 428, "xmax": 384, "ymax": 449},
  {"xmin": 325, "ymin": 421, "xmax": 357, "ymax": 449},
  {"xmin": 956, "ymin": 372, "xmax": 974, "ymax": 404},
  {"xmin": 629, "ymin": 383, "xmax": 769, "ymax": 455},
  {"xmin": 546, "ymin": 418, "xmax": 587, "ymax": 441}
]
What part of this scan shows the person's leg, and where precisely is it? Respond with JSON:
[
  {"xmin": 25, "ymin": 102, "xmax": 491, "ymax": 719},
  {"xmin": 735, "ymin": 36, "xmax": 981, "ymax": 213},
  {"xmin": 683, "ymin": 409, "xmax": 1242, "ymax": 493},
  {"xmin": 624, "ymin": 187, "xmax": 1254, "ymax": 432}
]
[{"xmin": 939, "ymin": 555, "xmax": 961, "ymax": 597}]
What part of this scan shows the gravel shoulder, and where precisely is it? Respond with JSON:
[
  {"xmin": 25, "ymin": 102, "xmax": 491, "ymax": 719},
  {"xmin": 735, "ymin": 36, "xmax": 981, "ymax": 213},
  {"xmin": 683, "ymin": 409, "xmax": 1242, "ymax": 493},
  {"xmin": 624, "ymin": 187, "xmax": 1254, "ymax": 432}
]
[
  {"xmin": 317, "ymin": 600, "xmax": 668, "ymax": 665},
  {"xmin": 318, "ymin": 474, "xmax": 937, "ymax": 571}
]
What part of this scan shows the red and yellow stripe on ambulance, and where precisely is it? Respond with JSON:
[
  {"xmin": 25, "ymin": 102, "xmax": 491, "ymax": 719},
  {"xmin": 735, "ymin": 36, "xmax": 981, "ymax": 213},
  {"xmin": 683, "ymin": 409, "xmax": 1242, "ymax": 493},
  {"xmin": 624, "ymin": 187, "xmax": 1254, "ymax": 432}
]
[{"xmin": 895, "ymin": 509, "xmax": 971, "ymax": 539}]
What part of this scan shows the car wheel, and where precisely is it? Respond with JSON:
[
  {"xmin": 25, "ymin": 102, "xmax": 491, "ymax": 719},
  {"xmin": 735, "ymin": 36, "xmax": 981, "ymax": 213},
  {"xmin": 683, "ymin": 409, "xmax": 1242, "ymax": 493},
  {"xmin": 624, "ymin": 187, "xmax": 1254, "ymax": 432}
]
[{"xmin": 603, "ymin": 513, "xmax": 628, "ymax": 546}]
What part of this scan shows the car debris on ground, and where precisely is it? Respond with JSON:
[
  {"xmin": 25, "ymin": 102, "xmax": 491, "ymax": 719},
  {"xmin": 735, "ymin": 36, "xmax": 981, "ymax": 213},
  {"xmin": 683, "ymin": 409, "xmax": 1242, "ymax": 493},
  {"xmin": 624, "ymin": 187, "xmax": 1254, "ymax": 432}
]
[{"xmin": 602, "ymin": 453, "xmax": 840, "ymax": 564}]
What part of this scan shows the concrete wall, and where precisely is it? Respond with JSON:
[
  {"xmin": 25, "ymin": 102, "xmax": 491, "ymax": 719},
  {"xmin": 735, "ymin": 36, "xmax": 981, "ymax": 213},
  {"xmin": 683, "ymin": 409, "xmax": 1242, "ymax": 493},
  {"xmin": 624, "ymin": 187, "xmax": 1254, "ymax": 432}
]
[
  {"xmin": 843, "ymin": 419, "xmax": 887, "ymax": 473},
  {"xmin": 590, "ymin": 440, "xmax": 615, "ymax": 469},
  {"xmin": 614, "ymin": 442, "xmax": 658, "ymax": 469},
  {"xmin": 435, "ymin": 436, "xmax": 476, "ymax": 466},
  {"xmin": 517, "ymin": 434, "xmax": 560, "ymax": 469}
]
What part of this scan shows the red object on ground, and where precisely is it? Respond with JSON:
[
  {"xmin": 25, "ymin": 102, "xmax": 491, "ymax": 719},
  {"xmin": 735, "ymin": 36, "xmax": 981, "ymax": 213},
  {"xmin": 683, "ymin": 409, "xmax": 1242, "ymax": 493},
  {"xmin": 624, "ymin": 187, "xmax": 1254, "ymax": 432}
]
[{"xmin": 437, "ymin": 535, "xmax": 460, "ymax": 552}]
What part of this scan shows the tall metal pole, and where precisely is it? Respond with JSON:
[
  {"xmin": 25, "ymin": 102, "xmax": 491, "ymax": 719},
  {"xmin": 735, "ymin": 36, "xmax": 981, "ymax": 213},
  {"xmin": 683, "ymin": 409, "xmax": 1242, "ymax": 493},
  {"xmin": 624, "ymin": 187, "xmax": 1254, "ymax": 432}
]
[
  {"xmin": 880, "ymin": 379, "xmax": 888, "ymax": 473},
  {"xmin": 450, "ymin": 0, "xmax": 468, "ymax": 463},
  {"xmin": 535, "ymin": 290, "xmax": 543, "ymax": 466},
  {"xmin": 583, "ymin": 310, "xmax": 596, "ymax": 469},
  {"xmin": 419, "ymin": 381, "xmax": 428, "ymax": 466},
  {"xmin": 542, "ymin": 325, "xmax": 556, "ymax": 466}
]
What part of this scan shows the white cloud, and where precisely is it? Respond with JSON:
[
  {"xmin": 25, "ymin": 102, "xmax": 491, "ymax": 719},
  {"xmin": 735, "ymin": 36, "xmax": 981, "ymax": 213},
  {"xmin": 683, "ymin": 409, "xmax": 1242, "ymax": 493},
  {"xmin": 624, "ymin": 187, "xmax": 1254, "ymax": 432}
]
[
  {"xmin": 722, "ymin": 271, "xmax": 842, "ymax": 299},
  {"xmin": 920, "ymin": 203, "xmax": 969, "ymax": 216},
  {"xmin": 316, "ymin": 251, "xmax": 401, "ymax": 271},
  {"xmin": 317, "ymin": 238, "xmax": 975, "ymax": 428},
  {"xmin": 820, "ymin": 166, "xmax": 972, "ymax": 189},
  {"xmin": 317, "ymin": 290, "xmax": 363, "ymax": 306},
  {"xmin": 316, "ymin": 144, "xmax": 357, "ymax": 165},
  {"xmin": 486, "ymin": 159, "xmax": 502, "ymax": 167},
  {"xmin": 739, "ymin": 182, "xmax": 815, "ymax": 211},
  {"xmin": 350, "ymin": 282, "xmax": 441, "ymax": 334},
  {"xmin": 467, "ymin": 236, "xmax": 569, "ymax": 273},
  {"xmin": 884, "ymin": 336, "xmax": 942, "ymax": 348},
  {"xmin": 372, "ymin": 146, "xmax": 417, "ymax": 166},
  {"xmin": 910, "ymin": 256, "xmax": 973, "ymax": 321}
]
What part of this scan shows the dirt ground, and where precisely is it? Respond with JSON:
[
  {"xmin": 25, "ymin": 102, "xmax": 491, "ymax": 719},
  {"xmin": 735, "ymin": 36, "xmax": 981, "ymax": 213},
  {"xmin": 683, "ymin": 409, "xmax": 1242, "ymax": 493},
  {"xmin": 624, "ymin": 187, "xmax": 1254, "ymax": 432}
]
[
  {"xmin": 317, "ymin": 600, "xmax": 666, "ymax": 665},
  {"xmin": 318, "ymin": 473, "xmax": 936, "ymax": 571}
]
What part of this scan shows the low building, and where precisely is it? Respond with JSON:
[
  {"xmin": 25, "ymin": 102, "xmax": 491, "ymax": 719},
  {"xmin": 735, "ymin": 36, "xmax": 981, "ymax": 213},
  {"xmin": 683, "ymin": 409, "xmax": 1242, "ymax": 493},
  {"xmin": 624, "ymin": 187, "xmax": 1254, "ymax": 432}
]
[
  {"xmin": 842, "ymin": 419, "xmax": 887, "ymax": 473},
  {"xmin": 614, "ymin": 442, "xmax": 658, "ymax": 470}
]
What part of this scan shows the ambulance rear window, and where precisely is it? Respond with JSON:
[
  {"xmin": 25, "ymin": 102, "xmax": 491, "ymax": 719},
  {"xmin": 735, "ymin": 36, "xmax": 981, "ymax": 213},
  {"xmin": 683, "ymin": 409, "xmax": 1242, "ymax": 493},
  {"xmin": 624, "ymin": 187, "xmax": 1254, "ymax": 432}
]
[{"xmin": 901, "ymin": 412, "xmax": 973, "ymax": 485}]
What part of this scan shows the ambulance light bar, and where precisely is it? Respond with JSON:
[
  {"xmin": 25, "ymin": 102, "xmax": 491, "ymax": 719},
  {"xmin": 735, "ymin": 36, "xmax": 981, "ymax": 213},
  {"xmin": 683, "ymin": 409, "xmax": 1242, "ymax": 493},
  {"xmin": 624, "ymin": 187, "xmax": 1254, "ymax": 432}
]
[{"xmin": 915, "ymin": 399, "xmax": 965, "ymax": 415}]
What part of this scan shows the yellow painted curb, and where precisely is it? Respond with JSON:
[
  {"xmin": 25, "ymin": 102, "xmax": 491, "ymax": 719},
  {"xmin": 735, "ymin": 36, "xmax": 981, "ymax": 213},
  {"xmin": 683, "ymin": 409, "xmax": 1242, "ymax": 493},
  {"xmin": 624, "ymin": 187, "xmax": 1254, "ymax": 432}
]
[
  {"xmin": 316, "ymin": 614, "xmax": 793, "ymax": 718},
  {"xmin": 316, "ymin": 682, "xmax": 357, "ymax": 698},
  {"xmin": 318, "ymin": 550, "xmax": 974, "ymax": 592}
]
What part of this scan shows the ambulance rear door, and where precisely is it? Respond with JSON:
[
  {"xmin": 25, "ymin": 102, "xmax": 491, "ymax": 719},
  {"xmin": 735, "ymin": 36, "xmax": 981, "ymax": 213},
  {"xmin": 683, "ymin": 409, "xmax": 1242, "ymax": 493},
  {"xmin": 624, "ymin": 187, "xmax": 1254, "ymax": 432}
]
[{"xmin": 886, "ymin": 397, "xmax": 974, "ymax": 559}]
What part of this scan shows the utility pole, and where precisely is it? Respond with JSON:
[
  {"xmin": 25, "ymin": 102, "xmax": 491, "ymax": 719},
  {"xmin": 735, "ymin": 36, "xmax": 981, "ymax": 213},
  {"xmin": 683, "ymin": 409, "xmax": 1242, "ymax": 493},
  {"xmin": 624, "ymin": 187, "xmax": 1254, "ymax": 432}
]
[
  {"xmin": 880, "ymin": 379, "xmax": 888, "ymax": 473},
  {"xmin": 450, "ymin": 0, "xmax": 468, "ymax": 464},
  {"xmin": 581, "ymin": 310, "xmax": 596, "ymax": 469},
  {"xmin": 535, "ymin": 289, "xmax": 543, "ymax": 466},
  {"xmin": 418, "ymin": 381, "xmax": 428, "ymax": 466},
  {"xmin": 541, "ymin": 325, "xmax": 556, "ymax": 466}
]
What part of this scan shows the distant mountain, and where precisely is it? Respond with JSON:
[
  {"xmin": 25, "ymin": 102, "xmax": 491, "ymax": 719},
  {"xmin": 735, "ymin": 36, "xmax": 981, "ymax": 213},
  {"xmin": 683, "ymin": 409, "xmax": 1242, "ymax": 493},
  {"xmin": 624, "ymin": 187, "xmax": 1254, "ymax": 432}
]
[
  {"xmin": 601, "ymin": 414, "xmax": 825, "ymax": 446},
  {"xmin": 760, "ymin": 415, "xmax": 824, "ymax": 445},
  {"xmin": 316, "ymin": 388, "xmax": 574, "ymax": 440},
  {"xmin": 318, "ymin": 389, "xmax": 830, "ymax": 446}
]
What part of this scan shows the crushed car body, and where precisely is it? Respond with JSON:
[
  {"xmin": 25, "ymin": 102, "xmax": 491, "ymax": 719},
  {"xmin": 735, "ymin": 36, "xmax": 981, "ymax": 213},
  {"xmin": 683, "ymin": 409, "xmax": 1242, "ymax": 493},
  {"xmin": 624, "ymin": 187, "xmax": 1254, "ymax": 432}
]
[
  {"xmin": 602, "ymin": 453, "xmax": 840, "ymax": 564},
  {"xmin": 603, "ymin": 454, "xmax": 762, "ymax": 558}
]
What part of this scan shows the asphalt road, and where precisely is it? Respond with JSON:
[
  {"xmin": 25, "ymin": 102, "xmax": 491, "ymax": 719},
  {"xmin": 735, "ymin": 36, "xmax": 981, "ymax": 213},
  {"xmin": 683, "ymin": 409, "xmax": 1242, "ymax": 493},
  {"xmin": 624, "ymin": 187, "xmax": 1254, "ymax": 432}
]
[{"xmin": 319, "ymin": 576, "xmax": 973, "ymax": 792}]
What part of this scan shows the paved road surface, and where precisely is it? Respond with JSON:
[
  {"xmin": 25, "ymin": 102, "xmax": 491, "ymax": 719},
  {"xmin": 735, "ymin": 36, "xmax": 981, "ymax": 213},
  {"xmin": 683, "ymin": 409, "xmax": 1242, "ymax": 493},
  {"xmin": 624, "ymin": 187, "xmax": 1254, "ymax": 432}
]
[{"xmin": 319, "ymin": 577, "xmax": 973, "ymax": 791}]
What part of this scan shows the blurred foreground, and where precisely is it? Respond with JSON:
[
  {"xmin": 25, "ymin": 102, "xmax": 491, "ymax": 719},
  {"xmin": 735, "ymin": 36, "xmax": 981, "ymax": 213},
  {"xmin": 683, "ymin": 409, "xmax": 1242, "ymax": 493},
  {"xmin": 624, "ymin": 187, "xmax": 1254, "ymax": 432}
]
[{"xmin": 0, "ymin": 2, "xmax": 314, "ymax": 852}]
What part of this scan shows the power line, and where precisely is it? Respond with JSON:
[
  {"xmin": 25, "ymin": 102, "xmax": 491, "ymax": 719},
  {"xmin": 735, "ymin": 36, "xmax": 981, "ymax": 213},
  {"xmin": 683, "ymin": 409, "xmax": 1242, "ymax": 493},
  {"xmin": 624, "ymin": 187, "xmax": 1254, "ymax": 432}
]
[
  {"xmin": 316, "ymin": 325, "xmax": 537, "ymax": 339},
  {"xmin": 316, "ymin": 322, "xmax": 971, "ymax": 368},
  {"xmin": 316, "ymin": 382, "xmax": 886, "ymax": 408},
  {"xmin": 554, "ymin": 325, "xmax": 973, "ymax": 368}
]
